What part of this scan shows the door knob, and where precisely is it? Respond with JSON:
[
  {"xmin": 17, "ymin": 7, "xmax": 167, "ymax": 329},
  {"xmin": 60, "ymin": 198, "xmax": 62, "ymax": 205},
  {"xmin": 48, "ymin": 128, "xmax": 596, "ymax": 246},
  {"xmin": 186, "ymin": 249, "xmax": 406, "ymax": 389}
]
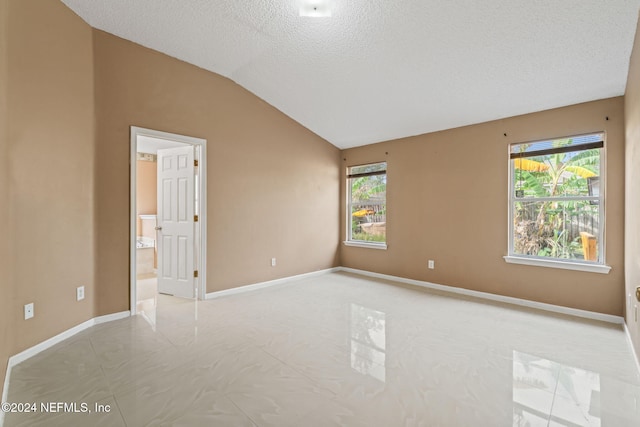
[
  {"xmin": 636, "ymin": 287, "xmax": 640, "ymax": 302},
  {"xmin": 155, "ymin": 226, "xmax": 162, "ymax": 231}
]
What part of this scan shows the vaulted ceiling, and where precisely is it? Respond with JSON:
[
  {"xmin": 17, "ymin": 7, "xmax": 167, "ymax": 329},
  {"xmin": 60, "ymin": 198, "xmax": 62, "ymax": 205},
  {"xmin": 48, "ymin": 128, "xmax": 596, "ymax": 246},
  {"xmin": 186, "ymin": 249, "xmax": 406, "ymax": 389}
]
[{"xmin": 62, "ymin": 0, "xmax": 640, "ymax": 148}]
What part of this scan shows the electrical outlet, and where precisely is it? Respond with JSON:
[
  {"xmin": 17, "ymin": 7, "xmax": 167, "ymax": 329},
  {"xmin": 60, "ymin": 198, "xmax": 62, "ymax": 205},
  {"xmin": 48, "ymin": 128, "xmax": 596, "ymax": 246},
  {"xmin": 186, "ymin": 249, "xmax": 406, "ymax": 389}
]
[
  {"xmin": 271, "ymin": 257, "xmax": 276, "ymax": 267},
  {"xmin": 428, "ymin": 260, "xmax": 435, "ymax": 269},
  {"xmin": 24, "ymin": 303, "xmax": 34, "ymax": 320},
  {"xmin": 77, "ymin": 286, "xmax": 85, "ymax": 301}
]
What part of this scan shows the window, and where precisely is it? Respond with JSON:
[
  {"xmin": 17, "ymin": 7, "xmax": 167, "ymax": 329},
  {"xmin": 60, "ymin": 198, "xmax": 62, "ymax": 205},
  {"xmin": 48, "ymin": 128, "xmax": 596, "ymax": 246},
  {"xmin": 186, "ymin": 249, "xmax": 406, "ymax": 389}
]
[
  {"xmin": 507, "ymin": 133, "xmax": 608, "ymax": 272},
  {"xmin": 346, "ymin": 162, "xmax": 387, "ymax": 247}
]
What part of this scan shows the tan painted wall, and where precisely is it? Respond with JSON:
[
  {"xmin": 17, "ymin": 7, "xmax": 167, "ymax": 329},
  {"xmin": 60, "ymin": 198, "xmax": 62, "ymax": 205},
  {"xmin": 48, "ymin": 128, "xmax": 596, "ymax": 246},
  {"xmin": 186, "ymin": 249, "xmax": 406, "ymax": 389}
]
[
  {"xmin": 342, "ymin": 97, "xmax": 625, "ymax": 316},
  {"xmin": 93, "ymin": 31, "xmax": 341, "ymax": 315},
  {"xmin": 0, "ymin": 0, "xmax": 12, "ymax": 395},
  {"xmin": 5, "ymin": 0, "xmax": 95, "ymax": 358},
  {"xmin": 135, "ymin": 159, "xmax": 157, "ymax": 235},
  {"xmin": 625, "ymin": 13, "xmax": 640, "ymax": 360}
]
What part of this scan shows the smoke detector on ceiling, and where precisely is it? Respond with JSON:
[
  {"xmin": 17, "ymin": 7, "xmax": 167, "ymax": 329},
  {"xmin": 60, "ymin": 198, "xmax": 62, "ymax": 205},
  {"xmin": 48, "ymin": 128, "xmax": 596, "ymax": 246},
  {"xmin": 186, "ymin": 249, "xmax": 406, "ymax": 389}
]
[{"xmin": 299, "ymin": 1, "xmax": 332, "ymax": 17}]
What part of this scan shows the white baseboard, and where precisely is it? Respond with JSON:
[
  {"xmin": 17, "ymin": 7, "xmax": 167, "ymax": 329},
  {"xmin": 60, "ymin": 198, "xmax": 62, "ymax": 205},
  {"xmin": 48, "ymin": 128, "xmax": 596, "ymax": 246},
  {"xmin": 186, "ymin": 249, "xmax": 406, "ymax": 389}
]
[
  {"xmin": 624, "ymin": 323, "xmax": 640, "ymax": 377},
  {"xmin": 1, "ymin": 310, "xmax": 130, "ymax": 424},
  {"xmin": 339, "ymin": 267, "xmax": 624, "ymax": 325},
  {"xmin": 206, "ymin": 267, "xmax": 340, "ymax": 300},
  {"xmin": 93, "ymin": 310, "xmax": 130, "ymax": 325},
  {"xmin": 205, "ymin": 265, "xmax": 623, "ymax": 324}
]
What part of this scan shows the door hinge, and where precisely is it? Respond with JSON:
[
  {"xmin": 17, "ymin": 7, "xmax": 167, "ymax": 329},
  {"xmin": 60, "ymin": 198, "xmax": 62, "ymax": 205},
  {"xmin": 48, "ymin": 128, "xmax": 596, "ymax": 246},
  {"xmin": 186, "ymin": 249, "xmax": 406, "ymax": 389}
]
[
  {"xmin": 194, "ymin": 159, "xmax": 199, "ymax": 167},
  {"xmin": 194, "ymin": 270, "xmax": 199, "ymax": 278},
  {"xmin": 194, "ymin": 215, "xmax": 198, "ymax": 222}
]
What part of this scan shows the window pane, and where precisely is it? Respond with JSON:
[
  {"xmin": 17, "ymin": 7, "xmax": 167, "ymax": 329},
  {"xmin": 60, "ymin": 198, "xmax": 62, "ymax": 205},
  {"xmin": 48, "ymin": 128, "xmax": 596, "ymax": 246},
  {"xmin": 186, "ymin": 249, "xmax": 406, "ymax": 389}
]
[
  {"xmin": 510, "ymin": 133, "xmax": 603, "ymax": 155},
  {"xmin": 350, "ymin": 173, "xmax": 386, "ymax": 243},
  {"xmin": 349, "ymin": 162, "xmax": 386, "ymax": 176},
  {"xmin": 513, "ymin": 149, "xmax": 600, "ymax": 198},
  {"xmin": 513, "ymin": 200, "xmax": 600, "ymax": 261}
]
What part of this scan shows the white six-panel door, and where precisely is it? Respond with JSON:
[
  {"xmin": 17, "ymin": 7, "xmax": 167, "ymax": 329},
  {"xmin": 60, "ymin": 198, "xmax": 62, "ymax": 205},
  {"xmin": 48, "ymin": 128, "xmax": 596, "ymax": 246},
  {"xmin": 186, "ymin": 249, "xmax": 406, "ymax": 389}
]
[{"xmin": 157, "ymin": 146, "xmax": 195, "ymax": 298}]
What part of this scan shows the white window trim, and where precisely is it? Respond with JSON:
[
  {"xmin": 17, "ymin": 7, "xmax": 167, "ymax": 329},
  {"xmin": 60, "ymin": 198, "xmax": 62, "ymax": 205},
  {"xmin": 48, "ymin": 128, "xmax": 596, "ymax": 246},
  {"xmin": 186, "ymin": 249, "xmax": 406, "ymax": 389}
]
[
  {"xmin": 346, "ymin": 162, "xmax": 387, "ymax": 248},
  {"xmin": 503, "ymin": 255, "xmax": 611, "ymax": 274},
  {"xmin": 343, "ymin": 240, "xmax": 388, "ymax": 250},
  {"xmin": 506, "ymin": 132, "xmax": 608, "ymax": 271}
]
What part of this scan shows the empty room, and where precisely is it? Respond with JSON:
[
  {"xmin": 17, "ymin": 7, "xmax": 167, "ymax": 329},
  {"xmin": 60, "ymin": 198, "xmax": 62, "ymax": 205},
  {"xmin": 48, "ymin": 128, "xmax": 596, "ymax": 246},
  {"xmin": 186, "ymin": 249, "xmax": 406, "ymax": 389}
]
[{"xmin": 2, "ymin": 0, "xmax": 640, "ymax": 426}]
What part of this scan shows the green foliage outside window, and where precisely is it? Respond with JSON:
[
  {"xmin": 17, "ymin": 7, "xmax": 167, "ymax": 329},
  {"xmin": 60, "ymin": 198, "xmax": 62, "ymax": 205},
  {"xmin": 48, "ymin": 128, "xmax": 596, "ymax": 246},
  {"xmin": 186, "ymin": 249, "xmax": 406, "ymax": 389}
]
[
  {"xmin": 512, "ymin": 136, "xmax": 601, "ymax": 262},
  {"xmin": 349, "ymin": 163, "xmax": 387, "ymax": 244}
]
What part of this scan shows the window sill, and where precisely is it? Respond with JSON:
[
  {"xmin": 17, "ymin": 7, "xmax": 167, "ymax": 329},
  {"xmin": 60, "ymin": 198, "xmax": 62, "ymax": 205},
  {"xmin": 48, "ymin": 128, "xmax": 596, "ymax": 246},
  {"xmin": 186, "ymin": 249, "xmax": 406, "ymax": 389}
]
[
  {"xmin": 343, "ymin": 241, "xmax": 388, "ymax": 250},
  {"xmin": 503, "ymin": 256, "xmax": 611, "ymax": 274}
]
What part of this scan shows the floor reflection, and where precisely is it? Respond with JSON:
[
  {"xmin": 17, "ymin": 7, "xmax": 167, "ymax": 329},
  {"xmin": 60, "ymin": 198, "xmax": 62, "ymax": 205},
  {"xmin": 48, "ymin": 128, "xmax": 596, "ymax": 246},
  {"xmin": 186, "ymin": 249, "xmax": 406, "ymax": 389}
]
[
  {"xmin": 350, "ymin": 303, "xmax": 386, "ymax": 382},
  {"xmin": 136, "ymin": 273, "xmax": 158, "ymax": 328},
  {"xmin": 136, "ymin": 274, "xmax": 200, "ymax": 339},
  {"xmin": 513, "ymin": 351, "xmax": 602, "ymax": 427}
]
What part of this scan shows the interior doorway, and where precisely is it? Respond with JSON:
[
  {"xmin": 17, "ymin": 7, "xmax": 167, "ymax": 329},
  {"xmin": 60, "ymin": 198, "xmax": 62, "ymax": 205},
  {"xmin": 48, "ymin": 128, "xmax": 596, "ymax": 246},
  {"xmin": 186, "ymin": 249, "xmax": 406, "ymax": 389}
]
[{"xmin": 129, "ymin": 127, "xmax": 207, "ymax": 317}]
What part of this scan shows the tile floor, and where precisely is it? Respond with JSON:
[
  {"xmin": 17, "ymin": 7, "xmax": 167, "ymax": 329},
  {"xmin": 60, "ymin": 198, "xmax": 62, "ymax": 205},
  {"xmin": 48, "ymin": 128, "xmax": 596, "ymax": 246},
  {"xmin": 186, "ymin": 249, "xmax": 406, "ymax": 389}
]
[
  {"xmin": 3, "ymin": 272, "xmax": 640, "ymax": 426},
  {"xmin": 136, "ymin": 274, "xmax": 159, "ymax": 326}
]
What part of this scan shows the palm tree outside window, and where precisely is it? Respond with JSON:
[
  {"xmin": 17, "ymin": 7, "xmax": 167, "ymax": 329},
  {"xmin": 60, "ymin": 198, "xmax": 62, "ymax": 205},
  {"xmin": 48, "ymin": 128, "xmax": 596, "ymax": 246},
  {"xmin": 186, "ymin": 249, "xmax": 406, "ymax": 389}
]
[{"xmin": 508, "ymin": 133, "xmax": 604, "ymax": 264}]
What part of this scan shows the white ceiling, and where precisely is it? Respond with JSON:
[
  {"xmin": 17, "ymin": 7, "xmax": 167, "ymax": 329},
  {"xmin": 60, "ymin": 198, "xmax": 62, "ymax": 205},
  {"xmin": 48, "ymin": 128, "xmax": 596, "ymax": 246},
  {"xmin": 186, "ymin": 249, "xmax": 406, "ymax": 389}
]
[{"xmin": 62, "ymin": 0, "xmax": 640, "ymax": 149}]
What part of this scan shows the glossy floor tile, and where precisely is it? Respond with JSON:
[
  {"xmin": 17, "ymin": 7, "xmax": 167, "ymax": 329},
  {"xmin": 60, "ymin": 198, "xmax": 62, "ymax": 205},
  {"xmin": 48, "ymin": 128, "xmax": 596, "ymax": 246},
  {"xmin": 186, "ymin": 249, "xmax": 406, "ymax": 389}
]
[{"xmin": 4, "ymin": 272, "xmax": 640, "ymax": 426}]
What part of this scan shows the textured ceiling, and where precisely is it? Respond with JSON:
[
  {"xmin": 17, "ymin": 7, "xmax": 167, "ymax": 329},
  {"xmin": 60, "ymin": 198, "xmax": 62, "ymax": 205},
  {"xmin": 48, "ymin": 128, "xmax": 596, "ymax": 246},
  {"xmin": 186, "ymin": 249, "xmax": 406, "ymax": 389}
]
[{"xmin": 62, "ymin": 0, "xmax": 640, "ymax": 149}]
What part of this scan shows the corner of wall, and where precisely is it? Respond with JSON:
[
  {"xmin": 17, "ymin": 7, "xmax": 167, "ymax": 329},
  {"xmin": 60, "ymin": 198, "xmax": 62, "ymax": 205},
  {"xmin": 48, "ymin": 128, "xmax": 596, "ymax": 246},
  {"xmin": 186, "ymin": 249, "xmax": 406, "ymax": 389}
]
[
  {"xmin": 91, "ymin": 30, "xmax": 343, "ymax": 301},
  {"xmin": 624, "ymin": 10, "xmax": 640, "ymax": 366},
  {"xmin": 0, "ymin": 0, "xmax": 12, "ymax": 403}
]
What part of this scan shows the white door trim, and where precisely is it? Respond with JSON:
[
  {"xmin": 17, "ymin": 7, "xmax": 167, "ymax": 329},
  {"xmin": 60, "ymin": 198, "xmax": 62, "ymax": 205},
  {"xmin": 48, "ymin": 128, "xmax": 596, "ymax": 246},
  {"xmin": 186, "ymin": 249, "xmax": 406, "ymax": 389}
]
[{"xmin": 129, "ymin": 126, "xmax": 208, "ymax": 315}]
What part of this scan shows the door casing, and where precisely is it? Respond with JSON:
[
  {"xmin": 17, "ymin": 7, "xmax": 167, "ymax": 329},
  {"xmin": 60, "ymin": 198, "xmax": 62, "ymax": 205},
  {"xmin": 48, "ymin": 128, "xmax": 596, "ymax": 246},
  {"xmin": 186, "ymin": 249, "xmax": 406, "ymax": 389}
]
[{"xmin": 129, "ymin": 126, "xmax": 207, "ymax": 315}]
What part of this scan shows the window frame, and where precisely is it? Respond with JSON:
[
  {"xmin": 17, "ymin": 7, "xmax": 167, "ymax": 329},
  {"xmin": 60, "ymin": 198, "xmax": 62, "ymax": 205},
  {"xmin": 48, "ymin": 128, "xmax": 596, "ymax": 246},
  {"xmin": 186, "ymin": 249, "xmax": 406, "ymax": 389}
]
[
  {"xmin": 345, "ymin": 161, "xmax": 388, "ymax": 250},
  {"xmin": 504, "ymin": 132, "xmax": 611, "ymax": 274}
]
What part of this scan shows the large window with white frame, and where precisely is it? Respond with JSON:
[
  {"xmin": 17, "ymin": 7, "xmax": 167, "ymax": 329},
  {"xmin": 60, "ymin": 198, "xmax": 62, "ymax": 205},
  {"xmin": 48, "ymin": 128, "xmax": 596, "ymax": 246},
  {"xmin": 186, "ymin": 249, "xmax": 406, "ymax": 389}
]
[
  {"xmin": 508, "ymin": 133, "xmax": 605, "ymax": 267},
  {"xmin": 347, "ymin": 162, "xmax": 387, "ymax": 246}
]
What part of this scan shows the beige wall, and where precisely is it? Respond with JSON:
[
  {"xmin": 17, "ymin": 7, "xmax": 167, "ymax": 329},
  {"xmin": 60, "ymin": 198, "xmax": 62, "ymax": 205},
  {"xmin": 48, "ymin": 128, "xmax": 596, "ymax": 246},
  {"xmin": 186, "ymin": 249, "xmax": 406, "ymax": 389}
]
[
  {"xmin": 135, "ymin": 159, "xmax": 157, "ymax": 235},
  {"xmin": 625, "ymin": 13, "xmax": 640, "ymax": 359},
  {"xmin": 136, "ymin": 159, "xmax": 157, "ymax": 218},
  {"xmin": 0, "ymin": 0, "xmax": 11, "ymax": 396},
  {"xmin": 342, "ymin": 97, "xmax": 625, "ymax": 316},
  {"xmin": 4, "ymin": 0, "xmax": 96, "ymax": 362},
  {"xmin": 93, "ymin": 30, "xmax": 341, "ymax": 315}
]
